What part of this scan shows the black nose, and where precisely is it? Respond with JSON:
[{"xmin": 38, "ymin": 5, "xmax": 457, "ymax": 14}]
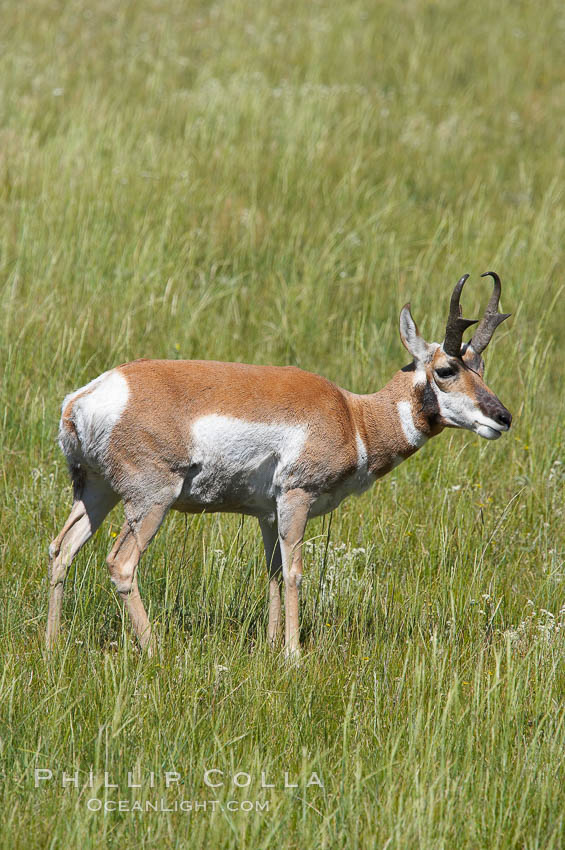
[{"xmin": 495, "ymin": 408, "xmax": 512, "ymax": 429}]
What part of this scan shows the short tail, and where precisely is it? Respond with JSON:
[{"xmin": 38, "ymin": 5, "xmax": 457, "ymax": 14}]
[{"xmin": 58, "ymin": 395, "xmax": 81, "ymax": 462}]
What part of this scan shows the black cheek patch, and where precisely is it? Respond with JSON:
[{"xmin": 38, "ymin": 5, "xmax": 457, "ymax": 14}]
[{"xmin": 419, "ymin": 381, "xmax": 440, "ymax": 426}]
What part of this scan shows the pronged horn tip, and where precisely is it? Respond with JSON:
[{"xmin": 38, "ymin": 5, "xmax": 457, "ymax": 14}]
[
  {"xmin": 443, "ymin": 273, "xmax": 478, "ymax": 357},
  {"xmin": 481, "ymin": 271, "xmax": 501, "ymax": 282},
  {"xmin": 469, "ymin": 271, "xmax": 511, "ymax": 355}
]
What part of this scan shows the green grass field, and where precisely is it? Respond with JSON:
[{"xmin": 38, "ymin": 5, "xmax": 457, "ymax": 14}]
[{"xmin": 1, "ymin": 1, "xmax": 564, "ymax": 847}]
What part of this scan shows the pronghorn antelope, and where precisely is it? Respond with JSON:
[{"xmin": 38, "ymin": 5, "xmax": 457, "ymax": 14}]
[{"xmin": 47, "ymin": 273, "xmax": 511, "ymax": 657}]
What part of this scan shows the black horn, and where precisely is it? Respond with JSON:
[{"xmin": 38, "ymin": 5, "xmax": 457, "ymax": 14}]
[
  {"xmin": 443, "ymin": 274, "xmax": 478, "ymax": 357},
  {"xmin": 468, "ymin": 272, "xmax": 511, "ymax": 355}
]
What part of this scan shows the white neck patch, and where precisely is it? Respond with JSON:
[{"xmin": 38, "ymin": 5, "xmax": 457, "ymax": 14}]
[
  {"xmin": 355, "ymin": 431, "xmax": 368, "ymax": 470},
  {"xmin": 412, "ymin": 368, "xmax": 427, "ymax": 387},
  {"xmin": 397, "ymin": 401, "xmax": 428, "ymax": 448}
]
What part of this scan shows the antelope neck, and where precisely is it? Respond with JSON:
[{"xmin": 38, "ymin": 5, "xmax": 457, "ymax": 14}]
[{"xmin": 349, "ymin": 370, "xmax": 442, "ymax": 477}]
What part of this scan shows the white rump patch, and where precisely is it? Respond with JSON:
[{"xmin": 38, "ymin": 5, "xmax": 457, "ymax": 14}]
[
  {"xmin": 59, "ymin": 370, "xmax": 129, "ymax": 471},
  {"xmin": 397, "ymin": 401, "xmax": 427, "ymax": 448}
]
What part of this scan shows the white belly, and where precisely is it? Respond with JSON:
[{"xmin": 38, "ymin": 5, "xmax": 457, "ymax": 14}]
[{"xmin": 176, "ymin": 414, "xmax": 308, "ymax": 517}]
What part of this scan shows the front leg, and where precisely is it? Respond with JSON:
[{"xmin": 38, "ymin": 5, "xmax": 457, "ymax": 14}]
[{"xmin": 277, "ymin": 489, "xmax": 312, "ymax": 659}]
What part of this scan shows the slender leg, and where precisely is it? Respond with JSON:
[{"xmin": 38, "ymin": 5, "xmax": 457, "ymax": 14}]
[
  {"xmin": 259, "ymin": 518, "xmax": 283, "ymax": 646},
  {"xmin": 47, "ymin": 478, "xmax": 118, "ymax": 648},
  {"xmin": 106, "ymin": 503, "xmax": 169, "ymax": 652},
  {"xmin": 277, "ymin": 489, "xmax": 312, "ymax": 659}
]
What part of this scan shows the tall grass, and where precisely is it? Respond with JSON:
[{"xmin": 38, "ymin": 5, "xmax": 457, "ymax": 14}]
[{"xmin": 1, "ymin": 0, "xmax": 564, "ymax": 847}]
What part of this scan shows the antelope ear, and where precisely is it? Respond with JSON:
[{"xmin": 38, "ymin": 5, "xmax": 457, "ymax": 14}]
[
  {"xmin": 399, "ymin": 304, "xmax": 431, "ymax": 363},
  {"xmin": 462, "ymin": 343, "xmax": 485, "ymax": 377}
]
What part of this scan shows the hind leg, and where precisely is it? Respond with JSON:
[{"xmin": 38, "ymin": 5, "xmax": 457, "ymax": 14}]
[
  {"xmin": 106, "ymin": 503, "xmax": 170, "ymax": 652},
  {"xmin": 259, "ymin": 518, "xmax": 283, "ymax": 646},
  {"xmin": 47, "ymin": 476, "xmax": 118, "ymax": 648}
]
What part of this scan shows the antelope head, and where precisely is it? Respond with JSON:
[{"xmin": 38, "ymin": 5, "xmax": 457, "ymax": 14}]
[{"xmin": 399, "ymin": 272, "xmax": 512, "ymax": 440}]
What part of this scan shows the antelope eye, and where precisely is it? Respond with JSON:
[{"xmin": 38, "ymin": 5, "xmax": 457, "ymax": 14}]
[{"xmin": 435, "ymin": 366, "xmax": 457, "ymax": 380}]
